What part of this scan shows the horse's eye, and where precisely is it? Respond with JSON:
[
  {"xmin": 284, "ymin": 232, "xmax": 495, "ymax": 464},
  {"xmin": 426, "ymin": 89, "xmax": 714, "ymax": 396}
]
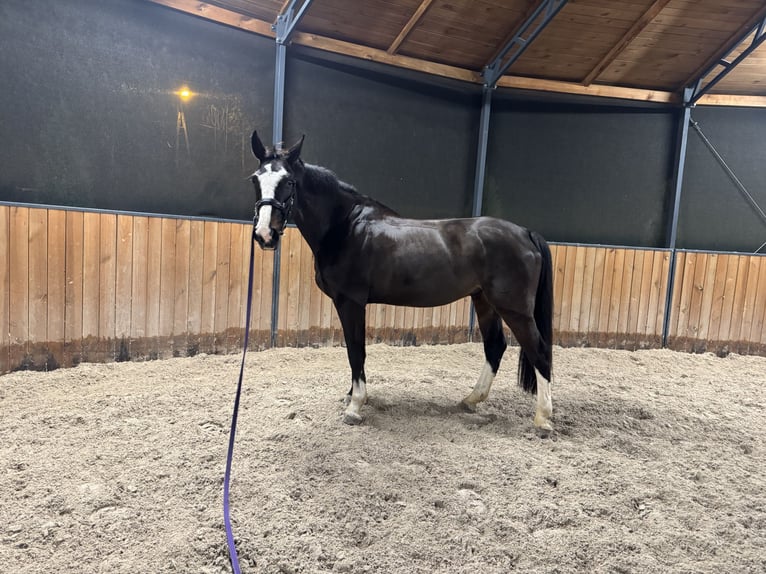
[{"xmin": 287, "ymin": 179, "xmax": 296, "ymax": 188}]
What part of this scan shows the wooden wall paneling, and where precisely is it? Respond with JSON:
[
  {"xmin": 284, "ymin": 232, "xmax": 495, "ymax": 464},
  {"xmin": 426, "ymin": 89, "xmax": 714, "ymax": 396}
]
[
  {"xmin": 281, "ymin": 228, "xmax": 302, "ymax": 346},
  {"xmin": 172, "ymin": 219, "xmax": 191, "ymax": 356},
  {"xmin": 81, "ymin": 212, "xmax": 101, "ymax": 363},
  {"xmin": 623, "ymin": 249, "xmax": 643, "ymax": 350},
  {"xmin": 575, "ymin": 247, "xmax": 595, "ymax": 344},
  {"xmin": 668, "ymin": 251, "xmax": 691, "ymax": 348},
  {"xmin": 738, "ymin": 255, "xmax": 761, "ymax": 354},
  {"xmin": 685, "ymin": 251, "xmax": 709, "ymax": 352},
  {"xmin": 727, "ymin": 255, "xmax": 750, "ymax": 352},
  {"xmin": 47, "ymin": 210, "xmax": 66, "ymax": 369},
  {"xmin": 225, "ymin": 222, "xmax": 245, "ymax": 353},
  {"xmin": 144, "ymin": 217, "xmax": 163, "ymax": 359},
  {"xmin": 275, "ymin": 230, "xmax": 291, "ymax": 347},
  {"xmin": 252, "ymin": 233, "xmax": 273, "ymax": 349},
  {"xmin": 634, "ymin": 250, "xmax": 655, "ymax": 347},
  {"xmin": 615, "ymin": 249, "xmax": 635, "ymax": 348},
  {"xmin": 200, "ymin": 221, "xmax": 219, "ymax": 353},
  {"xmin": 27, "ymin": 209, "xmax": 48, "ymax": 368},
  {"xmin": 213, "ymin": 221, "xmax": 231, "ymax": 353},
  {"xmin": 115, "ymin": 215, "xmax": 134, "ymax": 362},
  {"xmin": 568, "ymin": 246, "xmax": 587, "ymax": 343},
  {"xmin": 64, "ymin": 211, "xmax": 84, "ymax": 368},
  {"xmin": 98, "ymin": 213, "xmax": 117, "ymax": 363},
  {"xmin": 551, "ymin": 245, "xmax": 566, "ymax": 343},
  {"xmin": 186, "ymin": 220, "xmax": 205, "ymax": 354},
  {"xmin": 716, "ymin": 255, "xmax": 741, "ymax": 350},
  {"xmin": 643, "ymin": 251, "xmax": 662, "ymax": 342},
  {"xmin": 159, "ymin": 217, "xmax": 177, "ymax": 357},
  {"xmin": 694, "ymin": 252, "xmax": 718, "ymax": 351},
  {"xmin": 130, "ymin": 216, "xmax": 149, "ymax": 360},
  {"xmin": 298, "ymin": 234, "xmax": 314, "ymax": 346},
  {"xmin": 606, "ymin": 248, "xmax": 626, "ymax": 348},
  {"xmin": 560, "ymin": 245, "xmax": 578, "ymax": 345},
  {"xmin": 586, "ymin": 248, "xmax": 606, "ymax": 346},
  {"xmin": 595, "ymin": 248, "xmax": 616, "ymax": 347},
  {"xmin": 748, "ymin": 256, "xmax": 766, "ymax": 354},
  {"xmin": 0, "ymin": 206, "xmax": 10, "ymax": 373},
  {"xmin": 9, "ymin": 207, "xmax": 30, "ymax": 370},
  {"xmin": 706, "ymin": 253, "xmax": 731, "ymax": 349}
]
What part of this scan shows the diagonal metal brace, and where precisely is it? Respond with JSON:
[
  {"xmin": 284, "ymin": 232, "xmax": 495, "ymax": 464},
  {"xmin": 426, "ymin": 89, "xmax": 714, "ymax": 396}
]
[
  {"xmin": 483, "ymin": 0, "xmax": 568, "ymax": 88},
  {"xmin": 274, "ymin": 0, "xmax": 315, "ymax": 45},
  {"xmin": 688, "ymin": 14, "xmax": 766, "ymax": 106}
]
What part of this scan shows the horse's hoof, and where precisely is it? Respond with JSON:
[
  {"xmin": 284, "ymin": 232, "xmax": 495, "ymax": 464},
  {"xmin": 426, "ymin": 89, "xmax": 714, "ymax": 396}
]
[
  {"xmin": 459, "ymin": 400, "xmax": 478, "ymax": 413},
  {"xmin": 343, "ymin": 411, "xmax": 363, "ymax": 426},
  {"xmin": 534, "ymin": 416, "xmax": 554, "ymax": 436}
]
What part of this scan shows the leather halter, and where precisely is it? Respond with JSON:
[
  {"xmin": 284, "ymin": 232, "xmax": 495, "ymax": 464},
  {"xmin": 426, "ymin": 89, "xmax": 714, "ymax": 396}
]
[{"xmin": 254, "ymin": 194, "xmax": 295, "ymax": 235}]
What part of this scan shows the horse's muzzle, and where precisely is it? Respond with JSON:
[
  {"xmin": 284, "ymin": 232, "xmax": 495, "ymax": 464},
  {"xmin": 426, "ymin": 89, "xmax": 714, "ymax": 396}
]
[{"xmin": 254, "ymin": 228, "xmax": 279, "ymax": 250}]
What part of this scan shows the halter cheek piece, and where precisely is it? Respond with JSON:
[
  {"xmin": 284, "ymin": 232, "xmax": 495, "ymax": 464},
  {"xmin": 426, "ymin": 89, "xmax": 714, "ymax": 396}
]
[{"xmin": 254, "ymin": 194, "xmax": 295, "ymax": 236}]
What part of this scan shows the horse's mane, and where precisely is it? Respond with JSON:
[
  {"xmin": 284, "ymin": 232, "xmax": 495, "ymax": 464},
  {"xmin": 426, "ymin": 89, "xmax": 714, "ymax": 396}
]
[{"xmin": 303, "ymin": 163, "xmax": 399, "ymax": 216}]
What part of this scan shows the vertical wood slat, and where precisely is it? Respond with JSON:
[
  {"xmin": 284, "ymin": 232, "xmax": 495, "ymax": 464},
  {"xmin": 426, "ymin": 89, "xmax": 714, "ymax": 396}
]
[
  {"xmin": 99, "ymin": 213, "xmax": 117, "ymax": 363},
  {"xmin": 0, "ymin": 206, "xmax": 10, "ymax": 373},
  {"xmin": 145, "ymin": 217, "xmax": 163, "ymax": 359},
  {"xmin": 213, "ymin": 222, "xmax": 231, "ymax": 353},
  {"xmin": 64, "ymin": 211, "xmax": 84, "ymax": 367},
  {"xmin": 47, "ymin": 210, "xmax": 67, "ymax": 368},
  {"xmin": 130, "ymin": 216, "xmax": 149, "ymax": 359},
  {"xmin": 28, "ymin": 208, "xmax": 48, "ymax": 367},
  {"xmin": 115, "ymin": 215, "xmax": 134, "ymax": 360},
  {"xmin": 173, "ymin": 218, "xmax": 191, "ymax": 355},
  {"xmin": 187, "ymin": 220, "xmax": 205, "ymax": 353},
  {"xmin": 81, "ymin": 212, "xmax": 100, "ymax": 362},
  {"xmin": 159, "ymin": 217, "xmax": 177, "ymax": 356}
]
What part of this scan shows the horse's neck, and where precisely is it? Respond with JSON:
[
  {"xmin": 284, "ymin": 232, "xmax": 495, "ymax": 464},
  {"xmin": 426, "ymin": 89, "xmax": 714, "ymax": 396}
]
[{"xmin": 294, "ymin": 164, "xmax": 357, "ymax": 254}]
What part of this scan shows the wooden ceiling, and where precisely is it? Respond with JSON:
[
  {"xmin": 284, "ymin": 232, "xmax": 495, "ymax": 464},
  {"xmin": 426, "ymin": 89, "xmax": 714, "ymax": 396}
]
[{"xmin": 149, "ymin": 0, "xmax": 766, "ymax": 106}]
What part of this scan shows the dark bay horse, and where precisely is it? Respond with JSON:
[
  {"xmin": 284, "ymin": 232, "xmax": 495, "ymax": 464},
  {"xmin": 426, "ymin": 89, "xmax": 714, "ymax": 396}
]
[{"xmin": 249, "ymin": 131, "xmax": 554, "ymax": 431}]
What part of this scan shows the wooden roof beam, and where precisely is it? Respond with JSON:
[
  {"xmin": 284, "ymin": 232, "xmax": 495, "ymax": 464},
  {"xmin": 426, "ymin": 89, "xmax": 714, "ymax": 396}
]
[
  {"xmin": 146, "ymin": 0, "xmax": 275, "ymax": 37},
  {"xmin": 581, "ymin": 0, "xmax": 672, "ymax": 87},
  {"xmin": 387, "ymin": 0, "xmax": 435, "ymax": 55}
]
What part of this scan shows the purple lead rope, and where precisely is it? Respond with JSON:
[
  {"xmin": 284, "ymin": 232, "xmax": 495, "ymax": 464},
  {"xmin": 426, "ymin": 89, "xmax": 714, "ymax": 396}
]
[{"xmin": 223, "ymin": 223, "xmax": 257, "ymax": 574}]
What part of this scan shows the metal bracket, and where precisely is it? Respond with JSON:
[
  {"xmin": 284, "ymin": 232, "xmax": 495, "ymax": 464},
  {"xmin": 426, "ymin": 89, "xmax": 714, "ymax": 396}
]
[
  {"xmin": 688, "ymin": 15, "xmax": 766, "ymax": 106},
  {"xmin": 274, "ymin": 0, "xmax": 315, "ymax": 45},
  {"xmin": 482, "ymin": 0, "xmax": 568, "ymax": 88}
]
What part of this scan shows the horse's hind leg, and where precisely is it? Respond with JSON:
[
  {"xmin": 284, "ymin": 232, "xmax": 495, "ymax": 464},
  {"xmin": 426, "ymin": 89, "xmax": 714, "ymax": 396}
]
[
  {"xmin": 461, "ymin": 292, "xmax": 507, "ymax": 412},
  {"xmin": 500, "ymin": 310, "xmax": 553, "ymax": 432}
]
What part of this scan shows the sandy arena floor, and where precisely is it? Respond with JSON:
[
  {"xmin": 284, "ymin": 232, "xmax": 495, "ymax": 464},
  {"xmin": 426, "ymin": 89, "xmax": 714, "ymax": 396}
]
[{"xmin": 1, "ymin": 343, "xmax": 764, "ymax": 573}]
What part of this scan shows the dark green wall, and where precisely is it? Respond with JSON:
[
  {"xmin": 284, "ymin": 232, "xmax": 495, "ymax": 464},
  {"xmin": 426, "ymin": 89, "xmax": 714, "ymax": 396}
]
[
  {"xmin": 679, "ymin": 107, "xmax": 766, "ymax": 252},
  {"xmin": 283, "ymin": 48, "xmax": 481, "ymax": 219},
  {"xmin": 484, "ymin": 94, "xmax": 677, "ymax": 248},
  {"xmin": 0, "ymin": 0, "xmax": 274, "ymax": 220}
]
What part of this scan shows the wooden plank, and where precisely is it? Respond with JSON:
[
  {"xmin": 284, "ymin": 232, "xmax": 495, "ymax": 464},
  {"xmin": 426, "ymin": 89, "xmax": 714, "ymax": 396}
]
[
  {"xmin": 644, "ymin": 251, "xmax": 664, "ymax": 340},
  {"xmin": 388, "ymin": 0, "xmax": 435, "ymax": 54},
  {"xmin": 560, "ymin": 245, "xmax": 577, "ymax": 341},
  {"xmin": 297, "ymin": 234, "xmax": 314, "ymax": 346},
  {"xmin": 738, "ymin": 255, "xmax": 761, "ymax": 353},
  {"xmin": 225, "ymin": 222, "xmax": 245, "ymax": 353},
  {"xmin": 496, "ymin": 75, "xmax": 677, "ymax": 104},
  {"xmin": 695, "ymin": 252, "xmax": 718, "ymax": 348},
  {"xmin": 616, "ymin": 249, "xmax": 635, "ymax": 346},
  {"xmin": 64, "ymin": 211, "xmax": 84, "ymax": 367},
  {"xmin": 254, "ymin": 231, "xmax": 273, "ymax": 349},
  {"xmin": 213, "ymin": 222, "xmax": 231, "ymax": 353},
  {"xmin": 9, "ymin": 207, "xmax": 30, "ymax": 370},
  {"xmin": 0, "ymin": 206, "xmax": 9, "ymax": 373},
  {"xmin": 159, "ymin": 217, "xmax": 177, "ymax": 356},
  {"xmin": 130, "ymin": 216, "xmax": 149, "ymax": 359},
  {"xmin": 727, "ymin": 255, "xmax": 750, "ymax": 350},
  {"xmin": 672, "ymin": 252, "xmax": 694, "ymax": 346},
  {"xmin": 716, "ymin": 255, "xmax": 741, "ymax": 346},
  {"xmin": 200, "ymin": 221, "xmax": 218, "ymax": 352},
  {"xmin": 47, "ymin": 210, "xmax": 67, "ymax": 369},
  {"xmin": 99, "ymin": 213, "xmax": 117, "ymax": 362},
  {"xmin": 596, "ymin": 248, "xmax": 616, "ymax": 345},
  {"xmin": 654, "ymin": 252, "xmax": 671, "ymax": 342},
  {"xmin": 582, "ymin": 0, "xmax": 673, "ymax": 85},
  {"xmin": 749, "ymin": 256, "xmax": 766, "ymax": 352},
  {"xmin": 145, "ymin": 217, "xmax": 163, "ymax": 359},
  {"xmin": 568, "ymin": 246, "xmax": 587, "ymax": 337},
  {"xmin": 606, "ymin": 248, "xmax": 626, "ymax": 346},
  {"xmin": 115, "ymin": 215, "xmax": 133, "ymax": 361},
  {"xmin": 624, "ymin": 249, "xmax": 644, "ymax": 349},
  {"xmin": 82, "ymin": 212, "xmax": 101, "ymax": 362},
  {"xmin": 552, "ymin": 245, "xmax": 567, "ymax": 340},
  {"xmin": 146, "ymin": 0, "xmax": 276, "ymax": 37},
  {"xmin": 28, "ymin": 209, "xmax": 48, "ymax": 367},
  {"xmin": 706, "ymin": 253, "xmax": 730, "ymax": 346},
  {"xmin": 685, "ymin": 251, "xmax": 709, "ymax": 351},
  {"xmin": 173, "ymin": 219, "xmax": 191, "ymax": 355},
  {"xmin": 634, "ymin": 250, "xmax": 655, "ymax": 344},
  {"xmin": 586, "ymin": 248, "xmax": 606, "ymax": 343},
  {"xmin": 577, "ymin": 247, "xmax": 597, "ymax": 344},
  {"xmin": 187, "ymin": 220, "xmax": 205, "ymax": 352}
]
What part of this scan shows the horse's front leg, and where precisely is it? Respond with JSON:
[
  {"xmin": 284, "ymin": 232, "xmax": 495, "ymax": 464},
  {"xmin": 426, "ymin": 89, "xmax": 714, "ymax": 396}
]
[{"xmin": 334, "ymin": 297, "xmax": 367, "ymax": 425}]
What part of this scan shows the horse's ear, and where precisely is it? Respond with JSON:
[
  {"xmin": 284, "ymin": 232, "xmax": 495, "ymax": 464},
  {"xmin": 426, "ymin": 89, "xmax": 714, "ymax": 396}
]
[
  {"xmin": 287, "ymin": 134, "xmax": 305, "ymax": 164},
  {"xmin": 251, "ymin": 130, "xmax": 267, "ymax": 162}
]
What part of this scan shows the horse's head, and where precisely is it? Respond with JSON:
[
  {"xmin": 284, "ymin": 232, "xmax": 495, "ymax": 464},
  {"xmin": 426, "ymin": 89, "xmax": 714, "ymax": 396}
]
[{"xmin": 249, "ymin": 130, "xmax": 305, "ymax": 250}]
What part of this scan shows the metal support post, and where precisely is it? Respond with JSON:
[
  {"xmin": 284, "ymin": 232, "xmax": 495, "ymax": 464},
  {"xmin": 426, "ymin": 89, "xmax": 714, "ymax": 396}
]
[
  {"xmin": 661, "ymin": 88, "xmax": 693, "ymax": 348},
  {"xmin": 468, "ymin": 85, "xmax": 493, "ymax": 341}
]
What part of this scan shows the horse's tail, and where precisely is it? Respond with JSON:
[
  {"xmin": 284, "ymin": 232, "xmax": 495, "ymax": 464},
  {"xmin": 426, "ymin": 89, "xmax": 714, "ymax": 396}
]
[{"xmin": 518, "ymin": 231, "xmax": 554, "ymax": 394}]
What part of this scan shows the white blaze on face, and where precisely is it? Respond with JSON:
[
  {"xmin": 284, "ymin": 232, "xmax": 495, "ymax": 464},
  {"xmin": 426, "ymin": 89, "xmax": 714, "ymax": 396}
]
[{"xmin": 255, "ymin": 164, "xmax": 288, "ymax": 243}]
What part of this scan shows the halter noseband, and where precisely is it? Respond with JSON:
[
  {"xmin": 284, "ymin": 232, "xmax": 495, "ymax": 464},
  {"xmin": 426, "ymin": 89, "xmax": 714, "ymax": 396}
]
[{"xmin": 254, "ymin": 194, "xmax": 295, "ymax": 236}]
